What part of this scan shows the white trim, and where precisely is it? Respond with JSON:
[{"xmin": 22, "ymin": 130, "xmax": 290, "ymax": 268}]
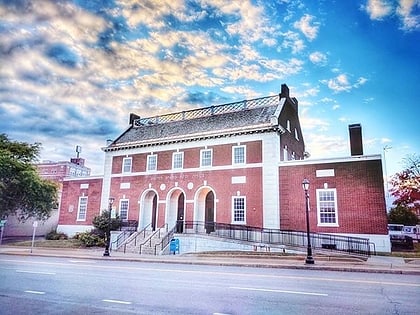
[
  {"xmin": 172, "ymin": 151, "xmax": 184, "ymax": 170},
  {"xmin": 146, "ymin": 154, "xmax": 157, "ymax": 172},
  {"xmin": 200, "ymin": 148, "xmax": 213, "ymax": 168},
  {"xmin": 279, "ymin": 154, "xmax": 382, "ymax": 167},
  {"xmin": 232, "ymin": 196, "xmax": 246, "ymax": 224},
  {"xmin": 232, "ymin": 145, "xmax": 246, "ymax": 165},
  {"xmin": 76, "ymin": 196, "xmax": 88, "ymax": 221},
  {"xmin": 316, "ymin": 188, "xmax": 339, "ymax": 227},
  {"xmin": 119, "ymin": 199, "xmax": 129, "ymax": 221},
  {"xmin": 122, "ymin": 157, "xmax": 132, "ymax": 173}
]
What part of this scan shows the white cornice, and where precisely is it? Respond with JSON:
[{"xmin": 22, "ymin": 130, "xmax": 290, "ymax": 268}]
[{"xmin": 279, "ymin": 154, "xmax": 382, "ymax": 167}]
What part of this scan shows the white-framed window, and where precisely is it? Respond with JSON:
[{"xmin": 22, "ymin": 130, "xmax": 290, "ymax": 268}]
[
  {"xmin": 232, "ymin": 196, "xmax": 246, "ymax": 223},
  {"xmin": 119, "ymin": 199, "xmax": 129, "ymax": 221},
  {"xmin": 172, "ymin": 152, "xmax": 184, "ymax": 169},
  {"xmin": 295, "ymin": 128, "xmax": 299, "ymax": 140},
  {"xmin": 122, "ymin": 157, "xmax": 132, "ymax": 173},
  {"xmin": 77, "ymin": 196, "xmax": 88, "ymax": 221},
  {"xmin": 232, "ymin": 145, "xmax": 246, "ymax": 165},
  {"xmin": 286, "ymin": 120, "xmax": 291, "ymax": 132},
  {"xmin": 200, "ymin": 149, "xmax": 212, "ymax": 167},
  {"xmin": 316, "ymin": 189, "xmax": 339, "ymax": 226},
  {"xmin": 147, "ymin": 154, "xmax": 157, "ymax": 171}
]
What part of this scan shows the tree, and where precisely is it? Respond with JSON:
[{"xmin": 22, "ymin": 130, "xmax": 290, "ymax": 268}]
[
  {"xmin": 390, "ymin": 154, "xmax": 420, "ymax": 220},
  {"xmin": 388, "ymin": 205, "xmax": 418, "ymax": 225},
  {"xmin": 0, "ymin": 134, "xmax": 58, "ymax": 221},
  {"xmin": 92, "ymin": 210, "xmax": 122, "ymax": 238}
]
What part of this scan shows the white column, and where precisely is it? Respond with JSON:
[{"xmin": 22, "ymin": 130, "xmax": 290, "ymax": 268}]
[
  {"xmin": 100, "ymin": 152, "xmax": 113, "ymax": 212},
  {"xmin": 262, "ymin": 133, "xmax": 280, "ymax": 229}
]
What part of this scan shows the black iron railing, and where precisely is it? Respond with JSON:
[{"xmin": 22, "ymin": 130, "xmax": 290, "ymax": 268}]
[
  {"xmin": 134, "ymin": 95, "xmax": 279, "ymax": 126},
  {"xmin": 154, "ymin": 225, "xmax": 176, "ymax": 255},
  {"xmin": 178, "ymin": 221, "xmax": 372, "ymax": 257}
]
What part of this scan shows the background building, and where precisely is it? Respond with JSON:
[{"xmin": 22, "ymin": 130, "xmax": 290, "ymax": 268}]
[{"xmin": 3, "ymin": 155, "xmax": 91, "ymax": 238}]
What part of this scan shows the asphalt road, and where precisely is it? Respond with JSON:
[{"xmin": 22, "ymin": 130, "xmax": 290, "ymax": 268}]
[{"xmin": 0, "ymin": 255, "xmax": 419, "ymax": 315}]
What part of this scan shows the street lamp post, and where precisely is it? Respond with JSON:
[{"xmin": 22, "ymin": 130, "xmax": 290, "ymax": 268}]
[
  {"xmin": 302, "ymin": 179, "xmax": 315, "ymax": 264},
  {"xmin": 103, "ymin": 197, "xmax": 115, "ymax": 257}
]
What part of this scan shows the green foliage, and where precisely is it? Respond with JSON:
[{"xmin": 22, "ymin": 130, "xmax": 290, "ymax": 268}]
[
  {"xmin": 45, "ymin": 230, "xmax": 68, "ymax": 240},
  {"xmin": 390, "ymin": 154, "xmax": 420, "ymax": 211},
  {"xmin": 0, "ymin": 134, "xmax": 58, "ymax": 221},
  {"xmin": 92, "ymin": 210, "xmax": 122, "ymax": 235},
  {"xmin": 388, "ymin": 205, "xmax": 419, "ymax": 225},
  {"xmin": 73, "ymin": 231, "xmax": 105, "ymax": 247}
]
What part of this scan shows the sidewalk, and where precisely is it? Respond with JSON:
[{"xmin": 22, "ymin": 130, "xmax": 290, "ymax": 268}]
[{"xmin": 1, "ymin": 245, "xmax": 419, "ymax": 275}]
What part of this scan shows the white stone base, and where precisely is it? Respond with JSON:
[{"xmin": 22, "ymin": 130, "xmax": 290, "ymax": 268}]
[{"xmin": 56, "ymin": 224, "xmax": 93, "ymax": 238}]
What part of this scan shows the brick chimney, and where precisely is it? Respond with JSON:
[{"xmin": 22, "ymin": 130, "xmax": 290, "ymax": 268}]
[{"xmin": 349, "ymin": 124, "xmax": 363, "ymax": 156}]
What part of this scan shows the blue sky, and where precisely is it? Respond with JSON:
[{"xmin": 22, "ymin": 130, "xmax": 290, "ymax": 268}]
[{"xmin": 0, "ymin": 0, "xmax": 419, "ymax": 180}]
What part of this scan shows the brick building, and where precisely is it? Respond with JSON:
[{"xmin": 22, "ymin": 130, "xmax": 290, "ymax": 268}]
[
  {"xmin": 3, "ymin": 157, "xmax": 91, "ymax": 237},
  {"xmin": 57, "ymin": 84, "xmax": 390, "ymax": 252}
]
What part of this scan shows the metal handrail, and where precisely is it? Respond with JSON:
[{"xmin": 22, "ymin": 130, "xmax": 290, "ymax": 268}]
[
  {"xmin": 139, "ymin": 223, "xmax": 168, "ymax": 254},
  {"xmin": 111, "ymin": 230, "xmax": 132, "ymax": 251},
  {"xmin": 123, "ymin": 223, "xmax": 151, "ymax": 253},
  {"xmin": 154, "ymin": 225, "xmax": 176, "ymax": 255},
  {"xmin": 179, "ymin": 221, "xmax": 372, "ymax": 257}
]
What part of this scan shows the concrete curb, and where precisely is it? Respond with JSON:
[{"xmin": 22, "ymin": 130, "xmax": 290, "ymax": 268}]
[{"xmin": 1, "ymin": 247, "xmax": 420, "ymax": 276}]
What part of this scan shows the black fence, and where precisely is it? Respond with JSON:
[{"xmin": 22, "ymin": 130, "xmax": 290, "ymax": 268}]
[{"xmin": 177, "ymin": 221, "xmax": 372, "ymax": 258}]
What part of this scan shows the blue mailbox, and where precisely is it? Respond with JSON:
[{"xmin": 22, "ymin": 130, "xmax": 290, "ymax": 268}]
[{"xmin": 170, "ymin": 238, "xmax": 179, "ymax": 254}]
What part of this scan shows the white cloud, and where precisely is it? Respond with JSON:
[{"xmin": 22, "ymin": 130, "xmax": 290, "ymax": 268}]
[
  {"xmin": 381, "ymin": 138, "xmax": 393, "ymax": 143},
  {"xmin": 281, "ymin": 31, "xmax": 305, "ymax": 54},
  {"xmin": 304, "ymin": 133, "xmax": 348, "ymax": 158},
  {"xmin": 363, "ymin": 0, "xmax": 420, "ymax": 31},
  {"xmin": 293, "ymin": 14, "xmax": 319, "ymax": 41},
  {"xmin": 364, "ymin": 0, "xmax": 393, "ymax": 20},
  {"xmin": 321, "ymin": 74, "xmax": 368, "ymax": 93},
  {"xmin": 397, "ymin": 0, "xmax": 420, "ymax": 31},
  {"xmin": 322, "ymin": 74, "xmax": 352, "ymax": 92},
  {"xmin": 221, "ymin": 85, "xmax": 260, "ymax": 98},
  {"xmin": 309, "ymin": 51, "xmax": 327, "ymax": 65}
]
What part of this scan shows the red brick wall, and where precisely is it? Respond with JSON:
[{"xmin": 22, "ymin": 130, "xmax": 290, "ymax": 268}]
[
  {"xmin": 109, "ymin": 167, "xmax": 263, "ymax": 227},
  {"xmin": 279, "ymin": 159, "xmax": 388, "ymax": 234},
  {"xmin": 278, "ymin": 102, "xmax": 305, "ymax": 161},
  {"xmin": 58, "ymin": 178, "xmax": 103, "ymax": 226},
  {"xmin": 111, "ymin": 141, "xmax": 263, "ymax": 174}
]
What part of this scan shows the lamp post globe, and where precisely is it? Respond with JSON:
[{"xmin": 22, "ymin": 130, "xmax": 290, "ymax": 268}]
[
  {"xmin": 103, "ymin": 197, "xmax": 115, "ymax": 257},
  {"xmin": 302, "ymin": 179, "xmax": 314, "ymax": 264}
]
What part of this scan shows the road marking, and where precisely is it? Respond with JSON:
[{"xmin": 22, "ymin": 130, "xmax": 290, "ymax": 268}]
[
  {"xmin": 230, "ymin": 286, "xmax": 328, "ymax": 297},
  {"xmin": 69, "ymin": 260, "xmax": 96, "ymax": 263},
  {"xmin": 102, "ymin": 299, "xmax": 132, "ymax": 305},
  {"xmin": 24, "ymin": 290, "xmax": 45, "ymax": 295},
  {"xmin": 3, "ymin": 258, "xmax": 420, "ymax": 288},
  {"xmin": 16, "ymin": 270, "xmax": 56, "ymax": 275}
]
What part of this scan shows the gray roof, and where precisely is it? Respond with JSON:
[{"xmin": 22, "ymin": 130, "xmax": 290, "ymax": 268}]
[{"xmin": 108, "ymin": 95, "xmax": 285, "ymax": 150}]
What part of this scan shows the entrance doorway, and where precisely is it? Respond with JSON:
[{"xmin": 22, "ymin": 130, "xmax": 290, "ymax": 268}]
[
  {"xmin": 139, "ymin": 190, "xmax": 158, "ymax": 231},
  {"xmin": 176, "ymin": 193, "xmax": 184, "ymax": 233},
  {"xmin": 205, "ymin": 191, "xmax": 214, "ymax": 233}
]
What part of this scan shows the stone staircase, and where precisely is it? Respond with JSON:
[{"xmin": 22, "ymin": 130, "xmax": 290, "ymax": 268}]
[{"xmin": 117, "ymin": 226, "xmax": 168, "ymax": 255}]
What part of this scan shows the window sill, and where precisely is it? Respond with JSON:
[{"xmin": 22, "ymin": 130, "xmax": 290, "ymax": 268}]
[{"xmin": 317, "ymin": 223, "xmax": 339, "ymax": 227}]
